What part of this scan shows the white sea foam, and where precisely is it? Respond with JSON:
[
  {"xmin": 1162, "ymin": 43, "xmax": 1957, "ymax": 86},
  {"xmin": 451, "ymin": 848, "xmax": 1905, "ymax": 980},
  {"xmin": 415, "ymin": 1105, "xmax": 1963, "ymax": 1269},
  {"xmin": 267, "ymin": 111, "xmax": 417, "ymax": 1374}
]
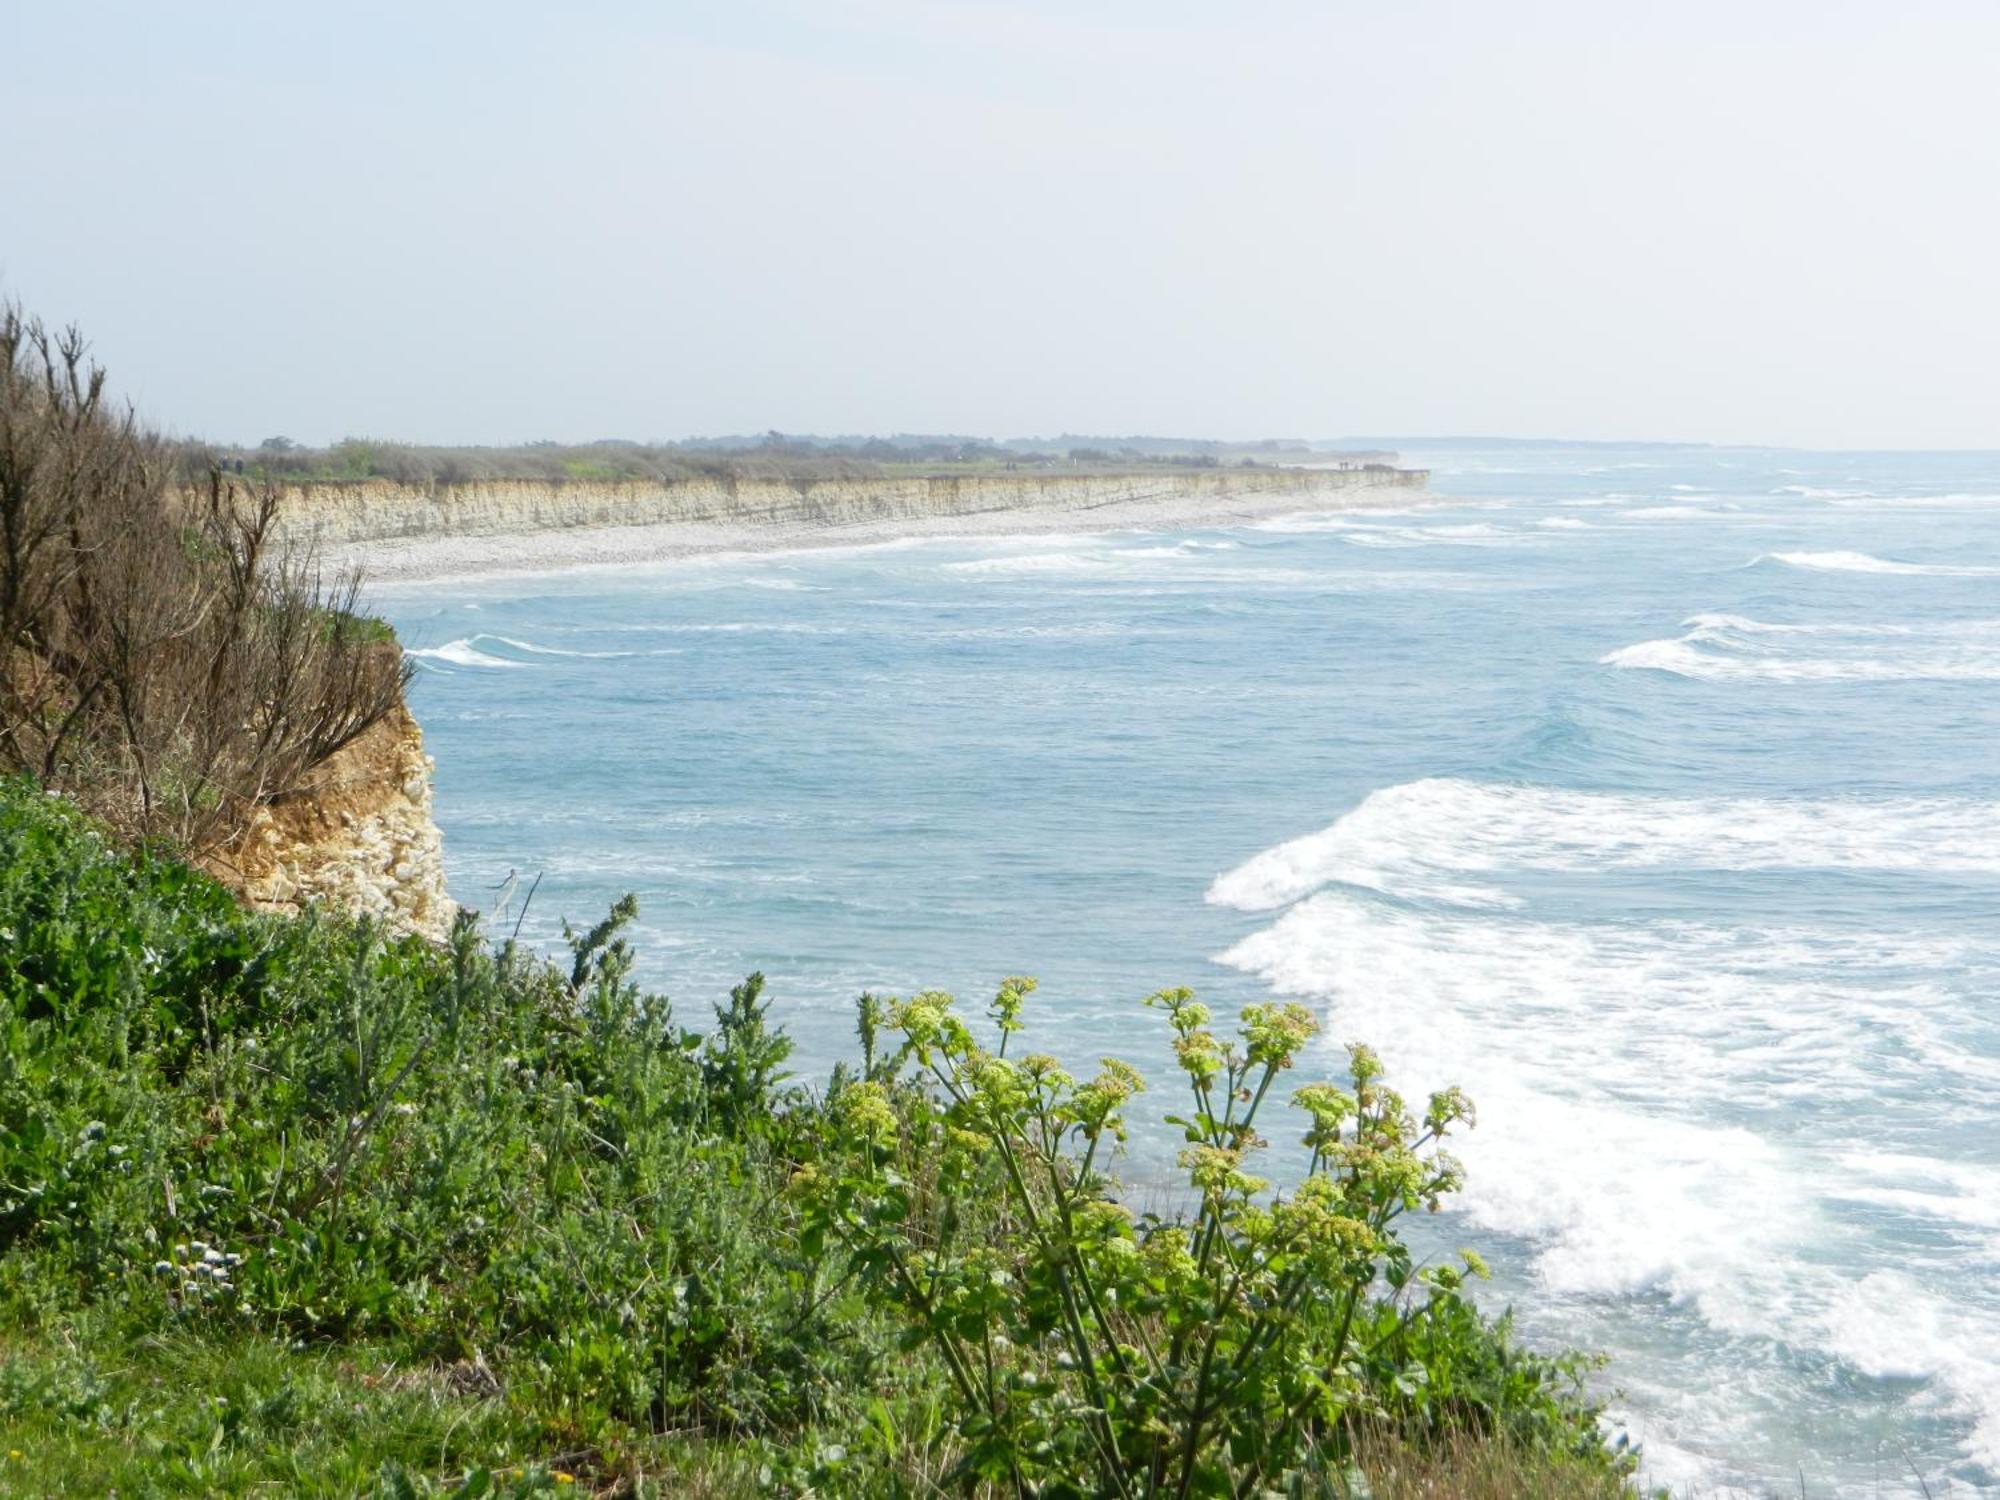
[
  {"xmin": 1603, "ymin": 639, "xmax": 2000, "ymax": 682},
  {"xmin": 1766, "ymin": 550, "xmax": 2000, "ymax": 577},
  {"xmin": 1206, "ymin": 777, "xmax": 2000, "ymax": 911},
  {"xmin": 1335, "ymin": 521, "xmax": 1524, "ymax": 549},
  {"xmin": 944, "ymin": 552, "xmax": 1118, "ymax": 576},
  {"xmin": 1213, "ymin": 810, "xmax": 2000, "ymax": 1481},
  {"xmin": 1111, "ymin": 540, "xmax": 1241, "ymax": 560},
  {"xmin": 1620, "ymin": 504, "xmax": 1719, "ymax": 520},
  {"xmin": 1215, "ymin": 893, "xmax": 1993, "ymax": 1307},
  {"xmin": 407, "ymin": 633, "xmax": 640, "ymax": 665},
  {"xmin": 1605, "ymin": 611, "xmax": 2000, "ymax": 681},
  {"xmin": 482, "ymin": 635, "xmax": 633, "ymax": 658},
  {"xmin": 1537, "ymin": 516, "xmax": 1591, "ymax": 529},
  {"xmin": 1251, "ymin": 511, "xmax": 1419, "ymax": 533},
  {"xmin": 1820, "ymin": 492, "xmax": 2000, "ymax": 511},
  {"xmin": 405, "ymin": 638, "xmax": 526, "ymax": 669}
]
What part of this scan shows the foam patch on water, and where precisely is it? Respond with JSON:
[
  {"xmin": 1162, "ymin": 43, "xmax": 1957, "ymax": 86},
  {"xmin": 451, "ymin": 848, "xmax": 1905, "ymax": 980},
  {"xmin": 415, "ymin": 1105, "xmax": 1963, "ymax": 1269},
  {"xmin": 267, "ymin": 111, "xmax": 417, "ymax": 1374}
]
[
  {"xmin": 1336, "ymin": 521, "xmax": 1526, "ymax": 549},
  {"xmin": 945, "ymin": 551, "xmax": 1121, "ymax": 576},
  {"xmin": 1212, "ymin": 791, "xmax": 2000, "ymax": 1484},
  {"xmin": 1620, "ymin": 504, "xmax": 1723, "ymax": 520},
  {"xmin": 1822, "ymin": 492, "xmax": 2000, "ymax": 510},
  {"xmin": 1206, "ymin": 778, "xmax": 2000, "ymax": 911},
  {"xmin": 1766, "ymin": 550, "xmax": 2000, "ymax": 577},
  {"xmin": 482, "ymin": 635, "xmax": 633, "ymax": 658}
]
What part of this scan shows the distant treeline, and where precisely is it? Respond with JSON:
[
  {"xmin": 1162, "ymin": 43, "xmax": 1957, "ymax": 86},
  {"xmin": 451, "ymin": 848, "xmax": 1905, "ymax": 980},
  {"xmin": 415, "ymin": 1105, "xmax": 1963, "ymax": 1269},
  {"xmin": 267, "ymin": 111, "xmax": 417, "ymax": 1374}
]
[{"xmin": 210, "ymin": 432, "xmax": 1396, "ymax": 486}]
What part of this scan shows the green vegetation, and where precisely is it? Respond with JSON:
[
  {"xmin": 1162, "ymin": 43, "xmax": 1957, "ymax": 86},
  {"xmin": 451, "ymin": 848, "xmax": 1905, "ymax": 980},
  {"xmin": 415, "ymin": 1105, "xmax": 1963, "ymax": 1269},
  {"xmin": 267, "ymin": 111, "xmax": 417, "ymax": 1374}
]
[
  {"xmin": 209, "ymin": 434, "xmax": 1338, "ymax": 489},
  {"xmin": 0, "ymin": 778, "xmax": 1635, "ymax": 1496}
]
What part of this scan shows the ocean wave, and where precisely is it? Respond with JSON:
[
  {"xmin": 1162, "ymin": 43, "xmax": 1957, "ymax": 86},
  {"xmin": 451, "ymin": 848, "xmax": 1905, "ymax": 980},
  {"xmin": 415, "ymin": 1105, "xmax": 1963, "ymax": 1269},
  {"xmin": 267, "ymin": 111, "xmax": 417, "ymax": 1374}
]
[
  {"xmin": 1206, "ymin": 777, "xmax": 2000, "ymax": 911},
  {"xmin": 1214, "ymin": 886, "xmax": 2000, "ymax": 1479},
  {"xmin": 1765, "ymin": 550, "xmax": 2000, "ymax": 577},
  {"xmin": 1606, "ymin": 612, "xmax": 2000, "ymax": 681},
  {"xmin": 405, "ymin": 633, "xmax": 638, "ymax": 667},
  {"xmin": 1537, "ymin": 516, "xmax": 1591, "ymax": 530},
  {"xmin": 1603, "ymin": 638, "xmax": 2000, "ymax": 683},
  {"xmin": 1111, "ymin": 541, "xmax": 1243, "ymax": 560},
  {"xmin": 1819, "ymin": 492, "xmax": 2000, "ymax": 510},
  {"xmin": 1336, "ymin": 521, "xmax": 1524, "ymax": 549},
  {"xmin": 588, "ymin": 621, "xmax": 847, "ymax": 635},
  {"xmin": 405, "ymin": 638, "xmax": 527, "ymax": 669},
  {"xmin": 482, "ymin": 635, "xmax": 633, "ymax": 658},
  {"xmin": 1619, "ymin": 504, "xmax": 1723, "ymax": 520},
  {"xmin": 944, "ymin": 552, "xmax": 1119, "ymax": 576},
  {"xmin": 1250, "ymin": 511, "xmax": 1418, "ymax": 533}
]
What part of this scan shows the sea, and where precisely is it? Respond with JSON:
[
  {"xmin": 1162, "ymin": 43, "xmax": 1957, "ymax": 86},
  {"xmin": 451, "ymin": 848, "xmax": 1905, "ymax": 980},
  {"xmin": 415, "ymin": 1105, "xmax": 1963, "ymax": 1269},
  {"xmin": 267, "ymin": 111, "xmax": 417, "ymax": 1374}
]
[{"xmin": 375, "ymin": 446, "xmax": 2000, "ymax": 1497}]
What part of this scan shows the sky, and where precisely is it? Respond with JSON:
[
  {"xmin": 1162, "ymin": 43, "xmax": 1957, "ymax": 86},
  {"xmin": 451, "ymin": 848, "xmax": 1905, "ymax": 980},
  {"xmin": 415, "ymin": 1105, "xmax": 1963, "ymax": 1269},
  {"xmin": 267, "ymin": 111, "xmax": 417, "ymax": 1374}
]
[{"xmin": 4, "ymin": 1, "xmax": 1997, "ymax": 449}]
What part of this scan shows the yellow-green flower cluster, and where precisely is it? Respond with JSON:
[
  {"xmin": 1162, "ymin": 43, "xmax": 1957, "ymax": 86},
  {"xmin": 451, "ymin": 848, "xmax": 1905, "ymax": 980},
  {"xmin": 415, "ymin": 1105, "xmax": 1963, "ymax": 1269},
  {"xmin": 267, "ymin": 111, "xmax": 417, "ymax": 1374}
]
[
  {"xmin": 1180, "ymin": 1143, "xmax": 1269, "ymax": 1204},
  {"xmin": 1241, "ymin": 1002, "xmax": 1318, "ymax": 1069},
  {"xmin": 989, "ymin": 974, "xmax": 1037, "ymax": 1036},
  {"xmin": 833, "ymin": 1080, "xmax": 898, "ymax": 1145}
]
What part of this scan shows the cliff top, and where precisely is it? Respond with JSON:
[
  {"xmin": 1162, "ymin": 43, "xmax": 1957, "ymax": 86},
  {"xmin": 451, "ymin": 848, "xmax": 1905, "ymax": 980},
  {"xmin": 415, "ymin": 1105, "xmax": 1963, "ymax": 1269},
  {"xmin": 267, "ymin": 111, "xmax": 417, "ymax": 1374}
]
[{"xmin": 200, "ymin": 434, "xmax": 1399, "ymax": 488}]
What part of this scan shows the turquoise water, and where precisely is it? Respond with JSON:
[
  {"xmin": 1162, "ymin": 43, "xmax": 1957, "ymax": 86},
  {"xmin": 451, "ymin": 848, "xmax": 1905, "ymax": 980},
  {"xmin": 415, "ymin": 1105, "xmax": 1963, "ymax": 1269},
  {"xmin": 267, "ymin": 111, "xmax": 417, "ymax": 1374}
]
[{"xmin": 377, "ymin": 448, "xmax": 2000, "ymax": 1497}]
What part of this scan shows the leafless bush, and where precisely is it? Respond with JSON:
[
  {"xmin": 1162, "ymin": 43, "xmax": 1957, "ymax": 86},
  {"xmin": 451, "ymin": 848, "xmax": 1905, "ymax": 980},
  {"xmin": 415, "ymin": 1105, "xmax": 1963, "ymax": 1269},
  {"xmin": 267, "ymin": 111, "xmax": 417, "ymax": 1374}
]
[{"xmin": 0, "ymin": 304, "xmax": 409, "ymax": 854}]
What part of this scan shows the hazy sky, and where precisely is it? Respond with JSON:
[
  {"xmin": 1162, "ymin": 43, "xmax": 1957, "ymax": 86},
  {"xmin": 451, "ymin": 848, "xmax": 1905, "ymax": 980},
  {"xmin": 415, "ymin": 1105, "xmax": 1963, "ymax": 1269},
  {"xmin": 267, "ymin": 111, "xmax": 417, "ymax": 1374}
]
[{"xmin": 5, "ymin": 2, "xmax": 1997, "ymax": 448}]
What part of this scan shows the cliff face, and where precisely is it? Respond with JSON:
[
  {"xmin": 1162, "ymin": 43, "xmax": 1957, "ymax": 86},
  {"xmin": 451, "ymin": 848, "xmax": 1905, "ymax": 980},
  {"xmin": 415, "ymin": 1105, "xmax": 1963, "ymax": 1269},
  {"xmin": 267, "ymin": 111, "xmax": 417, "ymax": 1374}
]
[
  {"xmin": 211, "ymin": 701, "xmax": 454, "ymax": 942},
  {"xmin": 269, "ymin": 466, "xmax": 1427, "ymax": 548}
]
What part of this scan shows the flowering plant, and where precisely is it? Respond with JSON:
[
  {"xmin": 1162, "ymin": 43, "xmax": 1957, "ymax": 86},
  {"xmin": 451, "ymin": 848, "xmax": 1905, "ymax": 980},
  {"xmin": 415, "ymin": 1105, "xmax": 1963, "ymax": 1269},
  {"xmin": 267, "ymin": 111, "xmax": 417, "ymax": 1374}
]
[{"xmin": 804, "ymin": 980, "xmax": 1501, "ymax": 1497}]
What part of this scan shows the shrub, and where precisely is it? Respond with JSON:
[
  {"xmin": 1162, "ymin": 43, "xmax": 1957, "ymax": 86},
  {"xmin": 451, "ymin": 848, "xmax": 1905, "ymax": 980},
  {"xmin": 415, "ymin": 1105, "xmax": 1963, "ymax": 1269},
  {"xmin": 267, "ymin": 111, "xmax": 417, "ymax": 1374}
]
[{"xmin": 0, "ymin": 305, "xmax": 407, "ymax": 856}]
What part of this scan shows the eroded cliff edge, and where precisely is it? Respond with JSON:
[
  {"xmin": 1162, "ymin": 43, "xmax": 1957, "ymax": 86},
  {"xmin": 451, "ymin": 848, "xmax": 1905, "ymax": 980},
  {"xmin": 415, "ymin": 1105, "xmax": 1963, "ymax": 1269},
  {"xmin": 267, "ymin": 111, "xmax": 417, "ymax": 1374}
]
[
  {"xmin": 269, "ymin": 464, "xmax": 1428, "ymax": 550},
  {"xmin": 208, "ymin": 700, "xmax": 454, "ymax": 942}
]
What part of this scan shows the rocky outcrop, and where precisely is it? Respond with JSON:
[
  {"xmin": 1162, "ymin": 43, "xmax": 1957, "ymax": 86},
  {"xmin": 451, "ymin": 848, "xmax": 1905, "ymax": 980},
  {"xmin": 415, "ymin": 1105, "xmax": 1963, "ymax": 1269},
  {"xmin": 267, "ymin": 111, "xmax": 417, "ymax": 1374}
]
[
  {"xmin": 267, "ymin": 466, "xmax": 1428, "ymax": 549},
  {"xmin": 210, "ymin": 701, "xmax": 454, "ymax": 942}
]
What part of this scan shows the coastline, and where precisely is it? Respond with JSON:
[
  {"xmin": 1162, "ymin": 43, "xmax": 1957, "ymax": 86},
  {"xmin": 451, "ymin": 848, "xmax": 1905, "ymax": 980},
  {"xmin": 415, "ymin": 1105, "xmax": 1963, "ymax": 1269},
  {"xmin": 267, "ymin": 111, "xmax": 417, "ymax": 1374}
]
[{"xmin": 329, "ymin": 477, "xmax": 1438, "ymax": 585}]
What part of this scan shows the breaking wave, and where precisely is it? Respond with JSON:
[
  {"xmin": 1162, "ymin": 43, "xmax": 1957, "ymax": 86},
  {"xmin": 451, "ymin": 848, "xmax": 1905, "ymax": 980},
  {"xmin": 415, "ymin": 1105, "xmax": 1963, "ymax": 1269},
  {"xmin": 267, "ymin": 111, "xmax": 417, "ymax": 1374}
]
[
  {"xmin": 1212, "ymin": 778, "xmax": 2000, "ymax": 1481},
  {"xmin": 1765, "ymin": 550, "xmax": 2000, "ymax": 577},
  {"xmin": 1206, "ymin": 777, "xmax": 2000, "ymax": 912},
  {"xmin": 405, "ymin": 633, "xmax": 636, "ymax": 668},
  {"xmin": 1602, "ymin": 613, "xmax": 2000, "ymax": 682}
]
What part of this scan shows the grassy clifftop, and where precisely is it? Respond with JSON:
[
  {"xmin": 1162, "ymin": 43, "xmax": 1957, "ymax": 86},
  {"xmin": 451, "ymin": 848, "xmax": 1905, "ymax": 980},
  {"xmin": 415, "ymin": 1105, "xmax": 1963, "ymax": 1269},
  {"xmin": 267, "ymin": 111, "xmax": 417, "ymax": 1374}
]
[{"xmin": 0, "ymin": 781, "xmax": 1633, "ymax": 1497}]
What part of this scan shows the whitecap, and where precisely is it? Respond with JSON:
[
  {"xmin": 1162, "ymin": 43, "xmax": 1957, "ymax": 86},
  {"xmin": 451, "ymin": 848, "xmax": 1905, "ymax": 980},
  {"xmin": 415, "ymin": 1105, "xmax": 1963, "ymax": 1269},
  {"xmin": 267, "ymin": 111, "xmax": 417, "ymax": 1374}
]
[
  {"xmin": 482, "ymin": 635, "xmax": 633, "ymax": 659},
  {"xmin": 404, "ymin": 638, "xmax": 525, "ymax": 669},
  {"xmin": 1602, "ymin": 636, "xmax": 2000, "ymax": 683},
  {"xmin": 1207, "ymin": 777, "xmax": 2000, "ymax": 911},
  {"xmin": 1766, "ymin": 550, "xmax": 2000, "ymax": 577},
  {"xmin": 1214, "ymin": 877, "xmax": 2000, "ymax": 1482},
  {"xmin": 1626, "ymin": 612, "xmax": 2000, "ymax": 681},
  {"xmin": 944, "ymin": 552, "xmax": 1117, "ymax": 576}
]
